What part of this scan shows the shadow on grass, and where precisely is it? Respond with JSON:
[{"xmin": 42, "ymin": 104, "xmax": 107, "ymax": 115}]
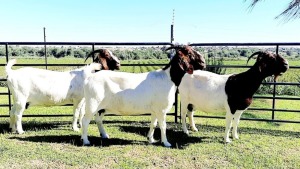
[
  {"xmin": 119, "ymin": 125, "xmax": 211, "ymax": 149},
  {"xmin": 102, "ymin": 120, "xmax": 300, "ymax": 139},
  {"xmin": 9, "ymin": 135, "xmax": 141, "ymax": 147},
  {"xmin": 0, "ymin": 121, "xmax": 69, "ymax": 134},
  {"xmin": 5, "ymin": 120, "xmax": 300, "ymax": 149},
  {"xmin": 195, "ymin": 123, "xmax": 300, "ymax": 138},
  {"xmin": 0, "ymin": 122, "xmax": 11, "ymax": 134},
  {"xmin": 8, "ymin": 126, "xmax": 207, "ymax": 149}
]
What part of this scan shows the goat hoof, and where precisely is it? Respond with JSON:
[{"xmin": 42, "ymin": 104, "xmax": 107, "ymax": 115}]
[
  {"xmin": 8, "ymin": 127, "xmax": 13, "ymax": 133},
  {"xmin": 73, "ymin": 127, "xmax": 80, "ymax": 132},
  {"xmin": 10, "ymin": 128, "xmax": 16, "ymax": 133},
  {"xmin": 183, "ymin": 130, "xmax": 190, "ymax": 135},
  {"xmin": 148, "ymin": 137, "xmax": 159, "ymax": 144},
  {"xmin": 83, "ymin": 143, "xmax": 91, "ymax": 146},
  {"xmin": 101, "ymin": 134, "xmax": 109, "ymax": 139},
  {"xmin": 82, "ymin": 140, "xmax": 91, "ymax": 146},
  {"xmin": 233, "ymin": 136, "xmax": 239, "ymax": 140},
  {"xmin": 163, "ymin": 142, "xmax": 172, "ymax": 147},
  {"xmin": 191, "ymin": 128, "xmax": 198, "ymax": 132},
  {"xmin": 225, "ymin": 139, "xmax": 232, "ymax": 144},
  {"xmin": 17, "ymin": 130, "xmax": 25, "ymax": 134}
]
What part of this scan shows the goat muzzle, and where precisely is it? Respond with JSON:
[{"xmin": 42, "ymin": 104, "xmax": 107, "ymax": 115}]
[{"xmin": 274, "ymin": 61, "xmax": 289, "ymax": 82}]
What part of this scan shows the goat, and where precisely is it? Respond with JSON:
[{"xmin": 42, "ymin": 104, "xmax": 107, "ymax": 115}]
[
  {"xmin": 178, "ymin": 51, "xmax": 289, "ymax": 143},
  {"xmin": 81, "ymin": 45, "xmax": 206, "ymax": 147},
  {"xmin": 5, "ymin": 49, "xmax": 120, "ymax": 134},
  {"xmin": 85, "ymin": 49, "xmax": 120, "ymax": 70}
]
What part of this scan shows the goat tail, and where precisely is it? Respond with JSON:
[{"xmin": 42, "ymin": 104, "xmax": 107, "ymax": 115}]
[{"xmin": 5, "ymin": 59, "xmax": 17, "ymax": 76}]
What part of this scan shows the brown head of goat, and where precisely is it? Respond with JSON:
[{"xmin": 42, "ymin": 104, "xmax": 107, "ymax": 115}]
[{"xmin": 85, "ymin": 49, "xmax": 121, "ymax": 70}]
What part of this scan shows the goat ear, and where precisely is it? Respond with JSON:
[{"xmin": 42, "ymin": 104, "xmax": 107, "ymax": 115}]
[
  {"xmin": 178, "ymin": 50, "xmax": 186, "ymax": 59},
  {"xmin": 178, "ymin": 50, "xmax": 183, "ymax": 56},
  {"xmin": 257, "ymin": 54, "xmax": 263, "ymax": 61},
  {"xmin": 258, "ymin": 62, "xmax": 266, "ymax": 72},
  {"xmin": 100, "ymin": 57, "xmax": 109, "ymax": 70},
  {"xmin": 247, "ymin": 51, "xmax": 263, "ymax": 65}
]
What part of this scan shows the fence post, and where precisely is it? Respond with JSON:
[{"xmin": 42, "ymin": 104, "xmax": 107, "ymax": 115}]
[
  {"xmin": 44, "ymin": 27, "xmax": 47, "ymax": 70},
  {"xmin": 272, "ymin": 45, "xmax": 279, "ymax": 120},
  {"xmin": 174, "ymin": 89, "xmax": 178, "ymax": 123},
  {"xmin": 5, "ymin": 43, "xmax": 12, "ymax": 111},
  {"xmin": 272, "ymin": 81, "xmax": 276, "ymax": 120}
]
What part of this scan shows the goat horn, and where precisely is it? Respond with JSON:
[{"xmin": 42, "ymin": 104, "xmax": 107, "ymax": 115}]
[
  {"xmin": 247, "ymin": 51, "xmax": 263, "ymax": 65},
  {"xmin": 84, "ymin": 49, "xmax": 103, "ymax": 63},
  {"xmin": 165, "ymin": 45, "xmax": 185, "ymax": 51}
]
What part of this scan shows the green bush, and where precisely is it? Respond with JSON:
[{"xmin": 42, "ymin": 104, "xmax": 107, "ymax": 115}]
[
  {"xmin": 0, "ymin": 81, "xmax": 7, "ymax": 87},
  {"xmin": 206, "ymin": 57, "xmax": 226, "ymax": 75},
  {"xmin": 256, "ymin": 77, "xmax": 300, "ymax": 96}
]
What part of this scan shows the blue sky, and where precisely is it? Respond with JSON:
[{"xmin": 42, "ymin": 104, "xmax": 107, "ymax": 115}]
[{"xmin": 0, "ymin": 0, "xmax": 299, "ymax": 44}]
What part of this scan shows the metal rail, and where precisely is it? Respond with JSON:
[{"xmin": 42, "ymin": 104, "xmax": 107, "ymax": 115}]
[{"xmin": 0, "ymin": 42, "xmax": 299, "ymax": 124}]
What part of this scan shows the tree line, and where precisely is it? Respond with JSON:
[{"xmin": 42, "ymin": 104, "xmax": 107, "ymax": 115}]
[
  {"xmin": 0, "ymin": 46, "xmax": 299, "ymax": 60},
  {"xmin": 0, "ymin": 46, "xmax": 170, "ymax": 60}
]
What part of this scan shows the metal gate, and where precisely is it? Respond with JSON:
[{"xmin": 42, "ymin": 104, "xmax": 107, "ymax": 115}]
[{"xmin": 0, "ymin": 42, "xmax": 299, "ymax": 124}]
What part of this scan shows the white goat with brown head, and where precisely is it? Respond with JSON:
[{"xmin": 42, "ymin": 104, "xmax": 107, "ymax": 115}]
[
  {"xmin": 81, "ymin": 45, "xmax": 206, "ymax": 147},
  {"xmin": 6, "ymin": 49, "xmax": 120, "ymax": 134},
  {"xmin": 178, "ymin": 51, "xmax": 289, "ymax": 143}
]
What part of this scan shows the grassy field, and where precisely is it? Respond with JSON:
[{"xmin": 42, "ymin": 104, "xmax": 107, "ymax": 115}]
[
  {"xmin": 0, "ymin": 57, "xmax": 299, "ymax": 168},
  {"xmin": 0, "ymin": 108, "xmax": 299, "ymax": 168}
]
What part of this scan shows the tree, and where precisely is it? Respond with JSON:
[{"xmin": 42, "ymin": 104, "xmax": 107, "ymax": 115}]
[
  {"xmin": 247, "ymin": 0, "xmax": 300, "ymax": 22},
  {"xmin": 0, "ymin": 47, "xmax": 5, "ymax": 56},
  {"xmin": 37, "ymin": 48, "xmax": 45, "ymax": 57},
  {"xmin": 206, "ymin": 57, "xmax": 226, "ymax": 75},
  {"xmin": 49, "ymin": 47, "xmax": 58, "ymax": 57},
  {"xmin": 56, "ymin": 49, "xmax": 66, "ymax": 58},
  {"xmin": 73, "ymin": 49, "xmax": 85, "ymax": 58},
  {"xmin": 11, "ymin": 47, "xmax": 21, "ymax": 56},
  {"xmin": 239, "ymin": 49, "xmax": 250, "ymax": 57},
  {"xmin": 66, "ymin": 47, "xmax": 74, "ymax": 56},
  {"xmin": 24, "ymin": 46, "xmax": 36, "ymax": 56}
]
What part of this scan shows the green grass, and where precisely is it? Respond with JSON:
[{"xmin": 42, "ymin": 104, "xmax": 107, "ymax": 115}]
[
  {"xmin": 0, "ymin": 109, "xmax": 299, "ymax": 168},
  {"xmin": 0, "ymin": 93, "xmax": 299, "ymax": 168}
]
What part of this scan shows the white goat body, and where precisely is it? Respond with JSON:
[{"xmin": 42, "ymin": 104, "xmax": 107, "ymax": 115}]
[
  {"xmin": 82, "ymin": 69, "xmax": 176, "ymax": 146},
  {"xmin": 6, "ymin": 59, "xmax": 101, "ymax": 133},
  {"xmin": 180, "ymin": 71, "xmax": 231, "ymax": 113},
  {"xmin": 8, "ymin": 68, "xmax": 84, "ymax": 105},
  {"xmin": 179, "ymin": 70, "xmax": 235, "ymax": 142}
]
